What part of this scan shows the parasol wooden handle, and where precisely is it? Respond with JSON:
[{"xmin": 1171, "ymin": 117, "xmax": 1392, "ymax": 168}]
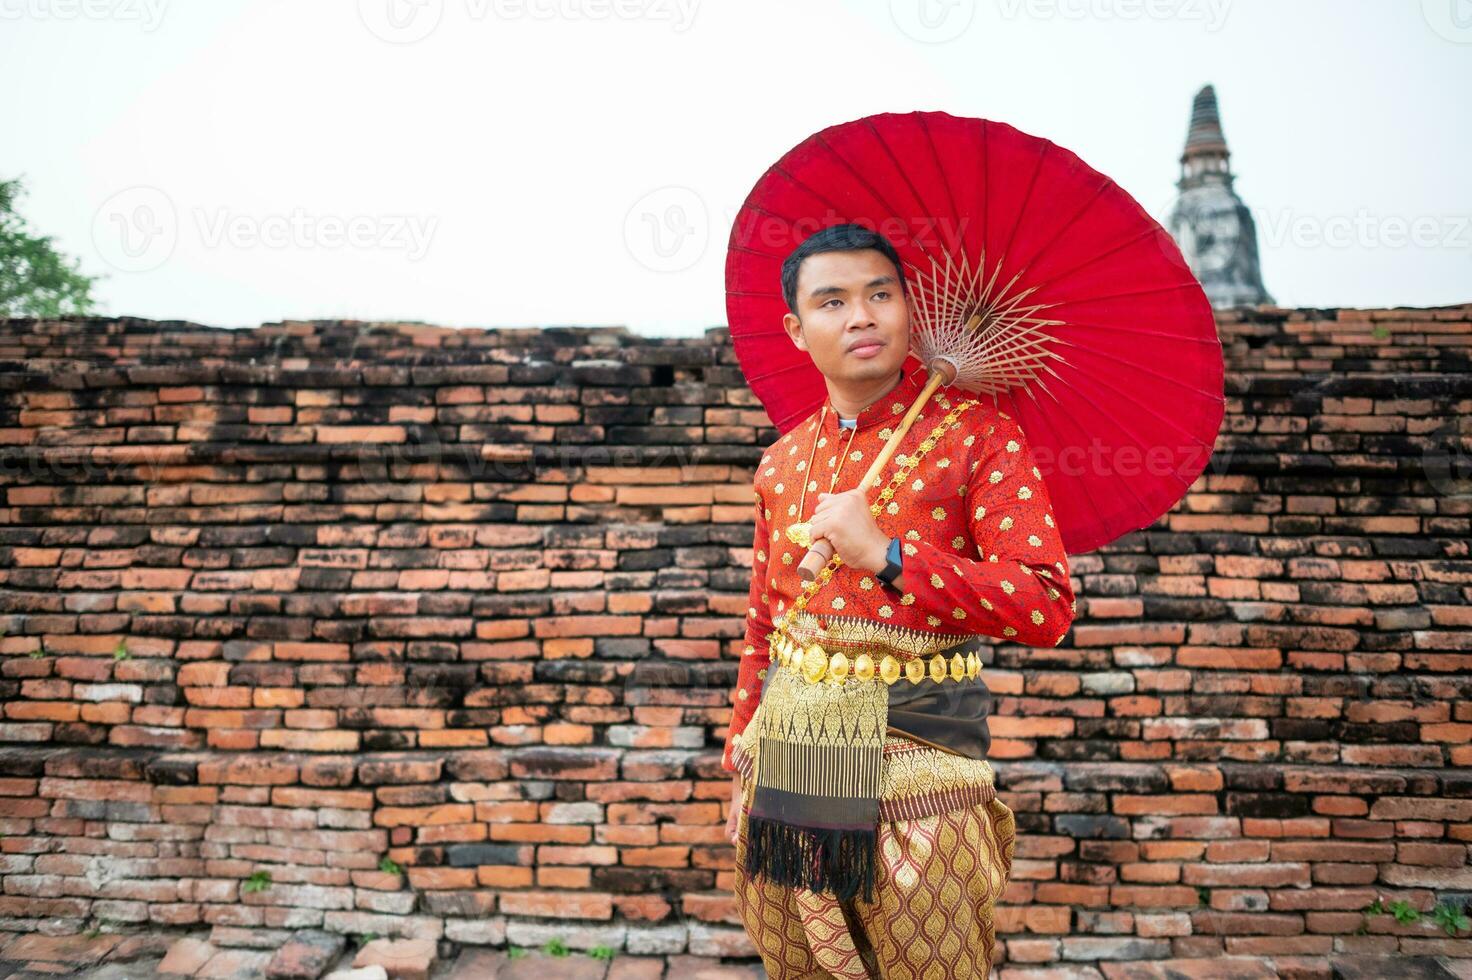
[{"xmin": 797, "ymin": 359, "xmax": 957, "ymax": 582}]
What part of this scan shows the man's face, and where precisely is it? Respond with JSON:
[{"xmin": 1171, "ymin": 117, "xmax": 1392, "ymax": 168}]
[{"xmin": 783, "ymin": 248, "xmax": 911, "ymax": 384}]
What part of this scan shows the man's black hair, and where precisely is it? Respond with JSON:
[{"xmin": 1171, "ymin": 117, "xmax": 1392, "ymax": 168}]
[{"xmin": 780, "ymin": 223, "xmax": 907, "ymax": 316}]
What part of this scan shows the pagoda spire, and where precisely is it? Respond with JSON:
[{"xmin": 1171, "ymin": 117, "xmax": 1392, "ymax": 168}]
[{"xmin": 1167, "ymin": 85, "xmax": 1274, "ymax": 308}]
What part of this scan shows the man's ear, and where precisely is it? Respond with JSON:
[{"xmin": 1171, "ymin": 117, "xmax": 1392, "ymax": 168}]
[{"xmin": 782, "ymin": 312, "xmax": 807, "ymax": 352}]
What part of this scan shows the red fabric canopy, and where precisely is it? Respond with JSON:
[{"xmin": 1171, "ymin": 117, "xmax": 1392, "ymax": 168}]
[{"xmin": 725, "ymin": 110, "xmax": 1223, "ymax": 555}]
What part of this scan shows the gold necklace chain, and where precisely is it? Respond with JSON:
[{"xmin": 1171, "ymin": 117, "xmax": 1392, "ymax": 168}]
[
  {"xmin": 772, "ymin": 397, "xmax": 977, "ymax": 639},
  {"xmin": 795, "ymin": 406, "xmax": 859, "ymax": 525}
]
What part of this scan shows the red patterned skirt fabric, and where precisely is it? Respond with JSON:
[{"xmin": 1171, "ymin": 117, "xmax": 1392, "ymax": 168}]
[{"xmin": 733, "ymin": 792, "xmax": 1016, "ymax": 979}]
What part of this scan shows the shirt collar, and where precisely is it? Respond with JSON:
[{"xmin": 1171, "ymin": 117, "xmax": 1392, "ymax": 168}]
[{"xmin": 824, "ymin": 362, "xmax": 927, "ymax": 434}]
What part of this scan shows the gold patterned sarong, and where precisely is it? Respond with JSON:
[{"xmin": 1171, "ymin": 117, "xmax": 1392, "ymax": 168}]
[{"xmin": 730, "ymin": 724, "xmax": 1015, "ymax": 979}]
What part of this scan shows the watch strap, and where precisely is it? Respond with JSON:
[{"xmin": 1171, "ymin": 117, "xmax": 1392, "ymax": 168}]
[{"xmin": 877, "ymin": 536, "xmax": 903, "ymax": 588}]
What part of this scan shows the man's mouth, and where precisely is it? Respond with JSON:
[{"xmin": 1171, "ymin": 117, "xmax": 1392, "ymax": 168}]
[{"xmin": 848, "ymin": 340, "xmax": 885, "ymax": 357}]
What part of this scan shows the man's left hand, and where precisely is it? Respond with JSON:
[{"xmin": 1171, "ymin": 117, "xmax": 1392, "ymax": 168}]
[{"xmin": 810, "ymin": 489, "xmax": 890, "ymax": 573}]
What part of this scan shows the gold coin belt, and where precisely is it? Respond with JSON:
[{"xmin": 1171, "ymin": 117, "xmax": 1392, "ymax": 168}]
[{"xmin": 769, "ymin": 398, "xmax": 980, "ymax": 687}]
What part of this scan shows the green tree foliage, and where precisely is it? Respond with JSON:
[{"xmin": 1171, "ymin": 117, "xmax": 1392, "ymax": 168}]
[{"xmin": 0, "ymin": 177, "xmax": 100, "ymax": 317}]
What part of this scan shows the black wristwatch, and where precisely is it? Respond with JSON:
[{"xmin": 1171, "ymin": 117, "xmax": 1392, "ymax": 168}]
[{"xmin": 876, "ymin": 536, "xmax": 903, "ymax": 590}]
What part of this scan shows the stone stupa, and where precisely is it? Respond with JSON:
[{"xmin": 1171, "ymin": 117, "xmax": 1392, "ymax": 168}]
[{"xmin": 1166, "ymin": 85, "xmax": 1274, "ymax": 308}]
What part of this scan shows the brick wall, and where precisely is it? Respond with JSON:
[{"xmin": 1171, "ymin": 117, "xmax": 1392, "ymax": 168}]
[{"xmin": 0, "ymin": 308, "xmax": 1469, "ymax": 968}]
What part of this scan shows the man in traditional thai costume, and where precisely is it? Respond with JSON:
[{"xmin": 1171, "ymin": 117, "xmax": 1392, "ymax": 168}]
[{"xmin": 721, "ymin": 224, "xmax": 1077, "ymax": 979}]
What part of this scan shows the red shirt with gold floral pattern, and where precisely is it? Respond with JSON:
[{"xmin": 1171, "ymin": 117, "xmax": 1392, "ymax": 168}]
[{"xmin": 722, "ymin": 366, "xmax": 1077, "ymax": 771}]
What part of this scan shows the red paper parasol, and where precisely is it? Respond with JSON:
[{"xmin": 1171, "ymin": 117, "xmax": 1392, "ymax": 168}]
[{"xmin": 725, "ymin": 110, "xmax": 1223, "ymax": 556}]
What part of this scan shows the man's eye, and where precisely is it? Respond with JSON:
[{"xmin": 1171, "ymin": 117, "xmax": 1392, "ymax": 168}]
[
  {"xmin": 822, "ymin": 299, "xmax": 841, "ymax": 309},
  {"xmin": 873, "ymin": 291, "xmax": 889, "ymax": 300}
]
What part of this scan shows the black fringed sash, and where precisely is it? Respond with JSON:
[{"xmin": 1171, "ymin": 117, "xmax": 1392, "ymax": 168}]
[{"xmin": 743, "ymin": 665, "xmax": 887, "ymax": 903}]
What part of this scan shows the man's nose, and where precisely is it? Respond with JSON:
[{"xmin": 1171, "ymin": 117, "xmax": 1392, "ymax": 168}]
[{"xmin": 847, "ymin": 299, "xmax": 877, "ymax": 327}]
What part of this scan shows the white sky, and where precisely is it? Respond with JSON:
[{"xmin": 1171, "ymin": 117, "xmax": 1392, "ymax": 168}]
[{"xmin": 4, "ymin": 0, "xmax": 1469, "ymax": 337}]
